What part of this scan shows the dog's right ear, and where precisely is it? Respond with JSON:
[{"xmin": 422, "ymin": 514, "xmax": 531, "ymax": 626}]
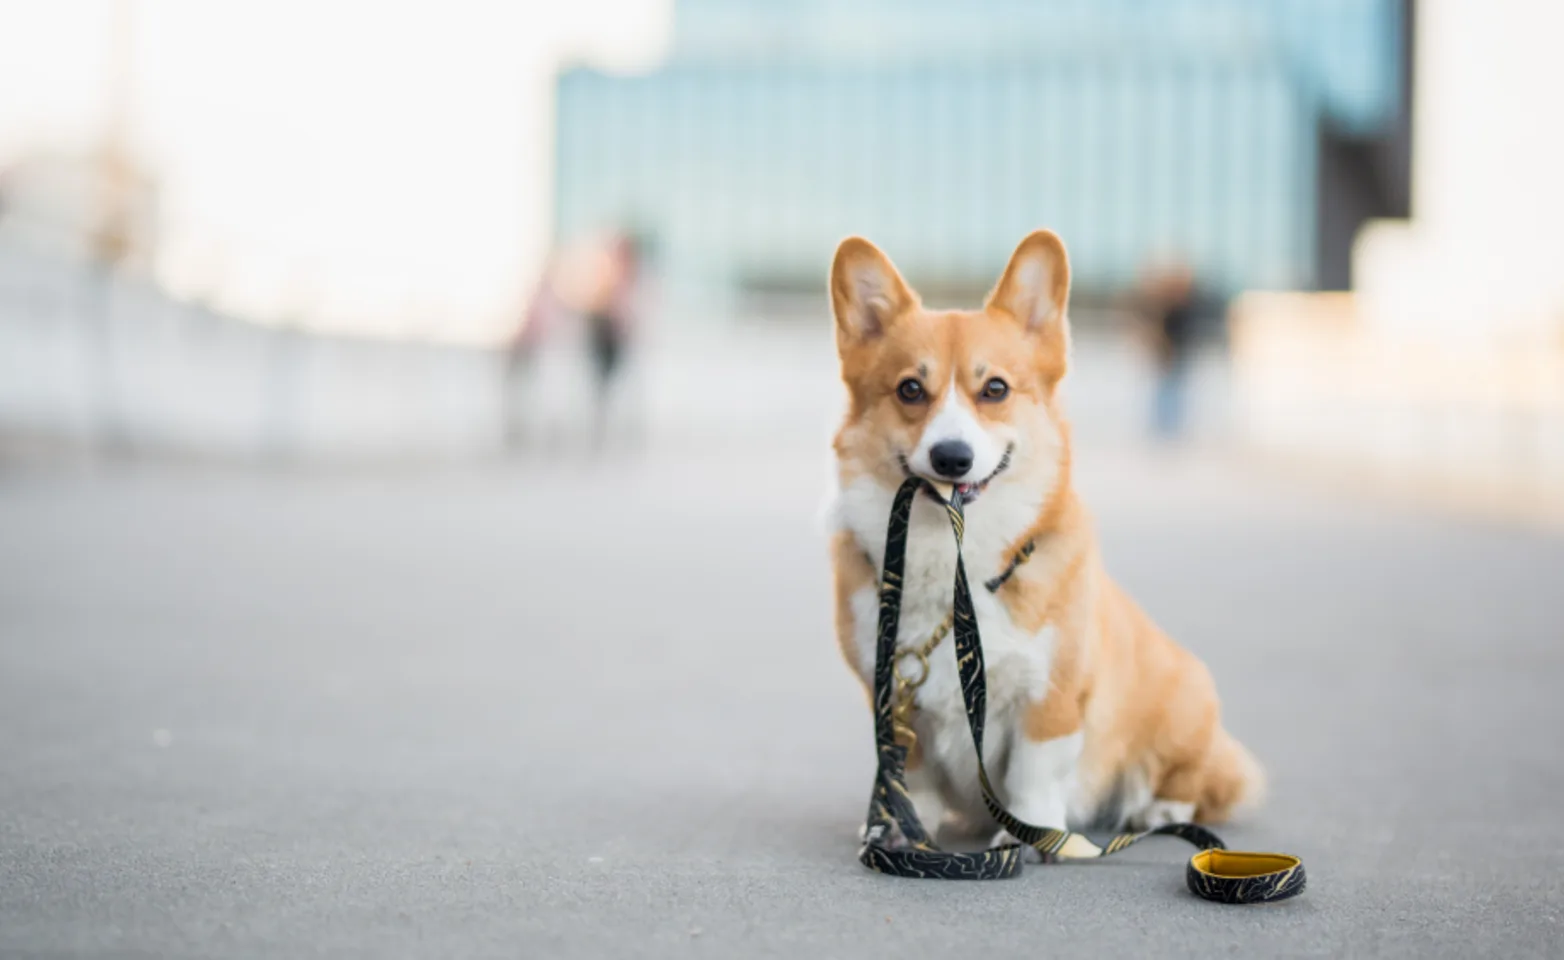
[{"xmin": 830, "ymin": 237, "xmax": 916, "ymax": 347}]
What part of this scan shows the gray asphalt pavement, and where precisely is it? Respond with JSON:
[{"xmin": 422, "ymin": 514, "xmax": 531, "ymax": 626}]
[{"xmin": 3, "ymin": 438, "xmax": 1564, "ymax": 958}]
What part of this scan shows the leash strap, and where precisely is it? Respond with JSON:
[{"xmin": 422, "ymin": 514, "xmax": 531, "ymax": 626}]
[{"xmin": 857, "ymin": 476, "xmax": 1305, "ymax": 903}]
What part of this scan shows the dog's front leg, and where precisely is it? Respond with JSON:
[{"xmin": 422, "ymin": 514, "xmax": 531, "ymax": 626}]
[
  {"xmin": 989, "ymin": 727, "xmax": 1082, "ymax": 862},
  {"xmin": 903, "ymin": 762, "xmax": 948, "ymax": 837},
  {"xmin": 862, "ymin": 756, "xmax": 948, "ymax": 849}
]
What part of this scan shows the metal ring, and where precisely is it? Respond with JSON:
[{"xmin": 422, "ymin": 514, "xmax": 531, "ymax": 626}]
[{"xmin": 893, "ymin": 649, "xmax": 930, "ymax": 688}]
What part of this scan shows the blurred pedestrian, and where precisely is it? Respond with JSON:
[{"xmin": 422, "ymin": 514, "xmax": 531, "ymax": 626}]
[
  {"xmin": 1136, "ymin": 262, "xmax": 1199, "ymax": 440},
  {"xmin": 581, "ymin": 231, "xmax": 651, "ymax": 448},
  {"xmin": 502, "ymin": 253, "xmax": 565, "ymax": 450}
]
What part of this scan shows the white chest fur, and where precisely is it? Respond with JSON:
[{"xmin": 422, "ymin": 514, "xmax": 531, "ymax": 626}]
[{"xmin": 833, "ymin": 475, "xmax": 1056, "ymax": 819}]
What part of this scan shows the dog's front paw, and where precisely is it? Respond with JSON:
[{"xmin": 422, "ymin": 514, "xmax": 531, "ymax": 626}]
[
  {"xmin": 988, "ymin": 829, "xmax": 1047, "ymax": 864},
  {"xmin": 860, "ymin": 820, "xmax": 912, "ymax": 851}
]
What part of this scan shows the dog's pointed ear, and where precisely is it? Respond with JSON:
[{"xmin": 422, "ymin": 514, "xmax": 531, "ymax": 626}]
[
  {"xmin": 987, "ymin": 230, "xmax": 1071, "ymax": 376},
  {"xmin": 830, "ymin": 237, "xmax": 916, "ymax": 347}
]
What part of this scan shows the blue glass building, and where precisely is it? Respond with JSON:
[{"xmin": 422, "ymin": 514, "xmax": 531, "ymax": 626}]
[{"xmin": 554, "ymin": 0, "xmax": 1409, "ymax": 302}]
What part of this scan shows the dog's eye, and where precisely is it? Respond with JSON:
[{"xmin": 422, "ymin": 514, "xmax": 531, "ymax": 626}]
[
  {"xmin": 896, "ymin": 378, "xmax": 926, "ymax": 403},
  {"xmin": 980, "ymin": 377, "xmax": 1009, "ymax": 401}
]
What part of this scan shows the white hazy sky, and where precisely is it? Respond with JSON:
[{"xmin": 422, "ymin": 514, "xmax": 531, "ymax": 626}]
[{"xmin": 0, "ymin": 0, "xmax": 671, "ymax": 343}]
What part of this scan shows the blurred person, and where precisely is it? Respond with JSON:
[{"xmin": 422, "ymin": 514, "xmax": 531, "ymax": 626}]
[
  {"xmin": 502, "ymin": 253, "xmax": 567, "ymax": 450},
  {"xmin": 580, "ymin": 230, "xmax": 652, "ymax": 449},
  {"xmin": 1135, "ymin": 262, "xmax": 1199, "ymax": 440}
]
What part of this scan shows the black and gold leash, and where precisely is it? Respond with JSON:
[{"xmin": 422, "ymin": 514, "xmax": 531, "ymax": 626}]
[{"xmin": 858, "ymin": 475, "xmax": 1305, "ymax": 904}]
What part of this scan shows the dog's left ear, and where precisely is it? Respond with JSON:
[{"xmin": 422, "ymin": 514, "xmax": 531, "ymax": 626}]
[{"xmin": 986, "ymin": 230, "xmax": 1071, "ymax": 380}]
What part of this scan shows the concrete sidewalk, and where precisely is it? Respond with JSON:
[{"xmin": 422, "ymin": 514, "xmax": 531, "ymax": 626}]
[{"xmin": 2, "ymin": 440, "xmax": 1562, "ymax": 958}]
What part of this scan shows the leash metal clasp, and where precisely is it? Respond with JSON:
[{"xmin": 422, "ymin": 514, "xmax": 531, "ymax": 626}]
[
  {"xmin": 890, "ymin": 613, "xmax": 951, "ymax": 751},
  {"xmin": 891, "ymin": 649, "xmax": 929, "ymax": 748}
]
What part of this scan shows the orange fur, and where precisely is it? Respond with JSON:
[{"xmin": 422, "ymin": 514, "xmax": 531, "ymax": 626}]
[
  {"xmin": 828, "ymin": 231, "xmax": 1262, "ymax": 828},
  {"xmin": 830, "ymin": 530, "xmax": 875, "ymax": 702},
  {"xmin": 833, "ymin": 530, "xmax": 927, "ymax": 771}
]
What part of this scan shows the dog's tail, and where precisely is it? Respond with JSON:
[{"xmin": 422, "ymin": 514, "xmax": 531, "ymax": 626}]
[{"xmin": 1196, "ymin": 728, "xmax": 1267, "ymax": 824}]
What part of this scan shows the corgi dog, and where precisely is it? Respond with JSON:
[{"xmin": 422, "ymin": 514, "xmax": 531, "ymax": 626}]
[{"xmin": 828, "ymin": 231, "xmax": 1262, "ymax": 854}]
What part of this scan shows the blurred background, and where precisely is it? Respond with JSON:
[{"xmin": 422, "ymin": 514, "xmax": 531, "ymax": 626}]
[
  {"xmin": 1, "ymin": 0, "xmax": 1560, "ymax": 517},
  {"xmin": 4, "ymin": 2, "xmax": 1564, "ymax": 955}
]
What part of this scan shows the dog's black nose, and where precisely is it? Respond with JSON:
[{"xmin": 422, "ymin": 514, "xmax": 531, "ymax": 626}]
[{"xmin": 929, "ymin": 440, "xmax": 974, "ymax": 478}]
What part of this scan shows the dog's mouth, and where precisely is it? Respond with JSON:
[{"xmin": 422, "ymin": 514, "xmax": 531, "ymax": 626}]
[{"xmin": 898, "ymin": 444, "xmax": 1014, "ymax": 506}]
